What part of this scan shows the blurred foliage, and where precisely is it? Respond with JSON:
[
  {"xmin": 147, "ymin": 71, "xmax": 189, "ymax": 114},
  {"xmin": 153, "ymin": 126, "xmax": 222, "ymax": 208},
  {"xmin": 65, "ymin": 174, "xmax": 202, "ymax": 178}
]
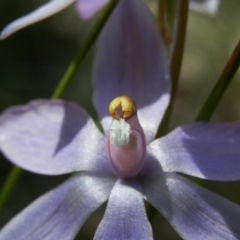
[{"xmin": 0, "ymin": 0, "xmax": 240, "ymax": 239}]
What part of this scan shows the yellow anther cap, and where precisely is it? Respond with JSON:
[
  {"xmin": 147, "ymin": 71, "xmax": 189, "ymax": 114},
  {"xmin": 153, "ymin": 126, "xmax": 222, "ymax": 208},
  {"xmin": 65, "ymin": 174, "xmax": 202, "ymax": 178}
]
[{"xmin": 108, "ymin": 96, "xmax": 136, "ymax": 120}]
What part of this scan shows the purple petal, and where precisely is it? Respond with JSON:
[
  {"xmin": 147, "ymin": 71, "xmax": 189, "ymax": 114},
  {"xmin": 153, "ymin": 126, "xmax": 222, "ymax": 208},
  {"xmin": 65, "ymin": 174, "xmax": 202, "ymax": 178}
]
[
  {"xmin": 0, "ymin": 0, "xmax": 75, "ymax": 39},
  {"xmin": 0, "ymin": 174, "xmax": 116, "ymax": 240},
  {"xmin": 147, "ymin": 122, "xmax": 240, "ymax": 181},
  {"xmin": 94, "ymin": 179, "xmax": 153, "ymax": 240},
  {"xmin": 0, "ymin": 100, "xmax": 113, "ymax": 175},
  {"xmin": 93, "ymin": 0, "xmax": 170, "ymax": 144},
  {"xmin": 141, "ymin": 172, "xmax": 240, "ymax": 240},
  {"xmin": 190, "ymin": 0, "xmax": 220, "ymax": 16},
  {"xmin": 76, "ymin": 0, "xmax": 109, "ymax": 20}
]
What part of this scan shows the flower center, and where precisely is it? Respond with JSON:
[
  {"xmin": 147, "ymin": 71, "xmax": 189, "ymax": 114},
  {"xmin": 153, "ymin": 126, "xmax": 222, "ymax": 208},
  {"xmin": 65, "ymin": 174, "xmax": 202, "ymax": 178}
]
[{"xmin": 107, "ymin": 96, "xmax": 146, "ymax": 177}]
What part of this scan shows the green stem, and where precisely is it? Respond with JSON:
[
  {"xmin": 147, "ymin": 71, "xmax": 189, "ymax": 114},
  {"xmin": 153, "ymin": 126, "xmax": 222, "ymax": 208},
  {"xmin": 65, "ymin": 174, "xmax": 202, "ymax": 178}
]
[
  {"xmin": 0, "ymin": 0, "xmax": 118, "ymax": 214},
  {"xmin": 157, "ymin": 0, "xmax": 177, "ymax": 47},
  {"xmin": 147, "ymin": 0, "xmax": 189, "ymax": 222},
  {"xmin": 0, "ymin": 167, "xmax": 22, "ymax": 213},
  {"xmin": 196, "ymin": 40, "xmax": 240, "ymax": 121},
  {"xmin": 156, "ymin": 0, "xmax": 189, "ymax": 138},
  {"xmin": 52, "ymin": 0, "xmax": 119, "ymax": 99}
]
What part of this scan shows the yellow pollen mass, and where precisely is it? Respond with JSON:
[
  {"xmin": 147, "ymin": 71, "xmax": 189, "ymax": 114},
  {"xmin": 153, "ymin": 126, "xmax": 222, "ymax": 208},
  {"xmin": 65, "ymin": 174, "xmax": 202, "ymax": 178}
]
[{"xmin": 109, "ymin": 96, "xmax": 136, "ymax": 119}]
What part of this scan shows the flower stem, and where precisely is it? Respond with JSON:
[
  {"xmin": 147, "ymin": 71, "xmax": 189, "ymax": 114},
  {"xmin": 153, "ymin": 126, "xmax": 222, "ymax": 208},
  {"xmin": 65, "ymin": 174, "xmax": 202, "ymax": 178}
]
[
  {"xmin": 0, "ymin": 167, "xmax": 22, "ymax": 213},
  {"xmin": 156, "ymin": 0, "xmax": 189, "ymax": 138},
  {"xmin": 0, "ymin": 0, "xmax": 119, "ymax": 214},
  {"xmin": 158, "ymin": 0, "xmax": 172, "ymax": 46},
  {"xmin": 196, "ymin": 40, "xmax": 240, "ymax": 121},
  {"xmin": 148, "ymin": 0, "xmax": 189, "ymax": 222}
]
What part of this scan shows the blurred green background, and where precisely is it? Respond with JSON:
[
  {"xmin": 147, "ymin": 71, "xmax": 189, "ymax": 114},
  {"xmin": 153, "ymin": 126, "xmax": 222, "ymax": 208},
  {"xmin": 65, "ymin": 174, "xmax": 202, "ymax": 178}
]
[{"xmin": 0, "ymin": 0, "xmax": 240, "ymax": 239}]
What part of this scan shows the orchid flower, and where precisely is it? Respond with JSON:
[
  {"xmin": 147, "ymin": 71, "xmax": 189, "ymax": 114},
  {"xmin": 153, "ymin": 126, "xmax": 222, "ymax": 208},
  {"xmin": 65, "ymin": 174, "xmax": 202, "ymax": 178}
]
[{"xmin": 0, "ymin": 0, "xmax": 240, "ymax": 239}]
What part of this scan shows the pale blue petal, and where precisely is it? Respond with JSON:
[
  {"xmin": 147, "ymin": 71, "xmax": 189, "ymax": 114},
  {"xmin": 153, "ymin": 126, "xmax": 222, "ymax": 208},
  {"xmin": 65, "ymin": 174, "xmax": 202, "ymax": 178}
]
[
  {"xmin": 94, "ymin": 179, "xmax": 153, "ymax": 240},
  {"xmin": 141, "ymin": 172, "xmax": 240, "ymax": 240},
  {"xmin": 0, "ymin": 0, "xmax": 75, "ymax": 39},
  {"xmin": 93, "ymin": 0, "xmax": 170, "ymax": 144},
  {"xmin": 0, "ymin": 174, "xmax": 116, "ymax": 240},
  {"xmin": 190, "ymin": 0, "xmax": 220, "ymax": 16},
  {"xmin": 76, "ymin": 0, "xmax": 109, "ymax": 20},
  {"xmin": 147, "ymin": 122, "xmax": 240, "ymax": 181},
  {"xmin": 0, "ymin": 100, "xmax": 114, "ymax": 175}
]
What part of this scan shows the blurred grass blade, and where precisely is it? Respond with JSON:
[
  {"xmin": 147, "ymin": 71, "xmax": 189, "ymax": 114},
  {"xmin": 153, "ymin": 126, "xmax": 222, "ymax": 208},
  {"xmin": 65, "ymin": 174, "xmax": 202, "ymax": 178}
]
[
  {"xmin": 196, "ymin": 40, "xmax": 240, "ymax": 121},
  {"xmin": 156, "ymin": 0, "xmax": 189, "ymax": 138},
  {"xmin": 158, "ymin": 0, "xmax": 178, "ymax": 47}
]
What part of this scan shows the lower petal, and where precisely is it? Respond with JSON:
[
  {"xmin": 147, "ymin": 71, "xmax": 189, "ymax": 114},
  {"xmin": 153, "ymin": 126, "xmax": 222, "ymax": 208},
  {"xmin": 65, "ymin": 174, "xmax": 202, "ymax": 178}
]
[
  {"xmin": 94, "ymin": 179, "xmax": 153, "ymax": 240},
  {"xmin": 141, "ymin": 172, "xmax": 240, "ymax": 240},
  {"xmin": 0, "ymin": 174, "xmax": 116, "ymax": 240}
]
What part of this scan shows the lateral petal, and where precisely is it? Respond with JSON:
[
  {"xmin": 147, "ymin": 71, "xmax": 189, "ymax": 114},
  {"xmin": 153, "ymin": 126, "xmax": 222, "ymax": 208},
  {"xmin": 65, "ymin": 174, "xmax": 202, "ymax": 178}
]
[
  {"xmin": 147, "ymin": 122, "xmax": 240, "ymax": 181},
  {"xmin": 0, "ymin": 100, "xmax": 113, "ymax": 175}
]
